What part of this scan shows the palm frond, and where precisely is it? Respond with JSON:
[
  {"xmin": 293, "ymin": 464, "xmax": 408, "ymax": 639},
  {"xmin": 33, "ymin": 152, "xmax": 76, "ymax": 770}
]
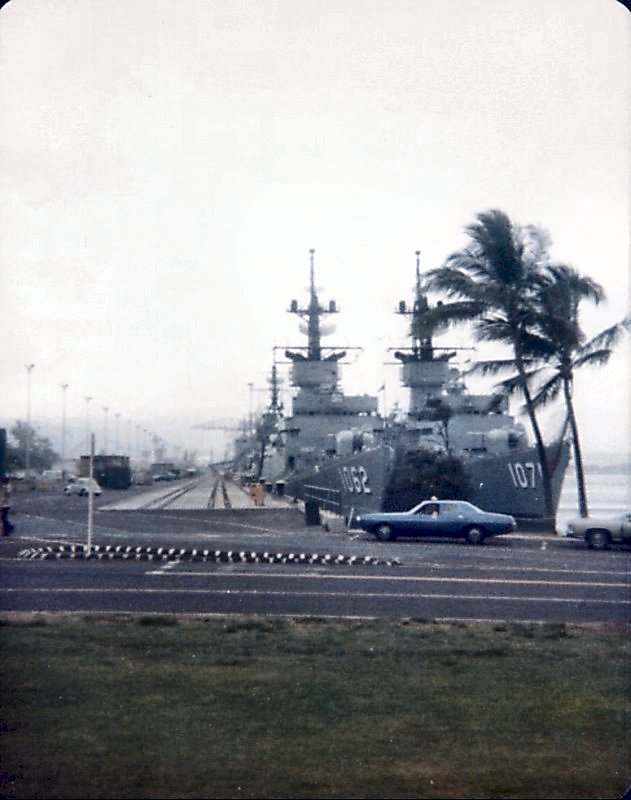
[
  {"xmin": 494, "ymin": 365, "xmax": 545, "ymax": 396},
  {"xmin": 495, "ymin": 374, "xmax": 526, "ymax": 396},
  {"xmin": 466, "ymin": 358, "xmax": 522, "ymax": 377},
  {"xmin": 579, "ymin": 319, "xmax": 629, "ymax": 355},
  {"xmin": 467, "ymin": 209, "xmax": 525, "ymax": 286},
  {"xmin": 572, "ymin": 348, "xmax": 614, "ymax": 370},
  {"xmin": 544, "ymin": 263, "xmax": 605, "ymax": 307},
  {"xmin": 519, "ymin": 330, "xmax": 559, "ymax": 359},
  {"xmin": 474, "ymin": 319, "xmax": 517, "ymax": 347},
  {"xmin": 426, "ymin": 265, "xmax": 475, "ymax": 299},
  {"xmin": 530, "ymin": 373, "xmax": 563, "ymax": 408},
  {"xmin": 427, "ymin": 300, "xmax": 485, "ymax": 327}
]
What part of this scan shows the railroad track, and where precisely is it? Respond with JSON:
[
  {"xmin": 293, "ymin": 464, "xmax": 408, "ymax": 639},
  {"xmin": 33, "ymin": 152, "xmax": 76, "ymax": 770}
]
[
  {"xmin": 133, "ymin": 479, "xmax": 202, "ymax": 510},
  {"xmin": 102, "ymin": 472, "xmax": 272, "ymax": 512},
  {"xmin": 207, "ymin": 475, "xmax": 232, "ymax": 509}
]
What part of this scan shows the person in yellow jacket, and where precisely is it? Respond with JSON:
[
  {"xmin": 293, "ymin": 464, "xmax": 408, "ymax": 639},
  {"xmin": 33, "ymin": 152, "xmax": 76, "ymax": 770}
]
[{"xmin": 249, "ymin": 481, "xmax": 265, "ymax": 506}]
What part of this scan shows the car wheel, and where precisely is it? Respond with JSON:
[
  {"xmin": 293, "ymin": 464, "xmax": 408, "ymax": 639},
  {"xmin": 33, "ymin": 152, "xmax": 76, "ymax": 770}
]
[
  {"xmin": 465, "ymin": 526, "xmax": 486, "ymax": 545},
  {"xmin": 80, "ymin": 489, "xmax": 87, "ymax": 497},
  {"xmin": 375, "ymin": 524, "xmax": 394, "ymax": 542},
  {"xmin": 586, "ymin": 530, "xmax": 610, "ymax": 550}
]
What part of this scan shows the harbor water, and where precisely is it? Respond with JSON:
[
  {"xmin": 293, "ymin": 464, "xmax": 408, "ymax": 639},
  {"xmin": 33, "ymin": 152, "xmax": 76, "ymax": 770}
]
[{"xmin": 556, "ymin": 458, "xmax": 629, "ymax": 533}]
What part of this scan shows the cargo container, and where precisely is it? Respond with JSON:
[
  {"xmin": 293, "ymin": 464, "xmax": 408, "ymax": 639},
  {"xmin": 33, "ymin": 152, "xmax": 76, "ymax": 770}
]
[{"xmin": 77, "ymin": 454, "xmax": 132, "ymax": 490}]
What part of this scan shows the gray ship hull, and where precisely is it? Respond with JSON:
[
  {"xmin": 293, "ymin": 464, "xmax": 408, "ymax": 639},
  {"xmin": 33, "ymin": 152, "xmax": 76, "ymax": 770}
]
[{"xmin": 282, "ymin": 441, "xmax": 570, "ymax": 531}]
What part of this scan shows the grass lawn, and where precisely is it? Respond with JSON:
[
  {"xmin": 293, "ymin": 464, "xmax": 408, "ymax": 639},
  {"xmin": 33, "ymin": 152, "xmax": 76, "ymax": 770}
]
[{"xmin": 0, "ymin": 614, "xmax": 628, "ymax": 799}]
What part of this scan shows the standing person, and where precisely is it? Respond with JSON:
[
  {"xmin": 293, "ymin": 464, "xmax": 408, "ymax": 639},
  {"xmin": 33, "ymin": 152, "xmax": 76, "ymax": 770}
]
[{"xmin": 1, "ymin": 475, "xmax": 14, "ymax": 536}]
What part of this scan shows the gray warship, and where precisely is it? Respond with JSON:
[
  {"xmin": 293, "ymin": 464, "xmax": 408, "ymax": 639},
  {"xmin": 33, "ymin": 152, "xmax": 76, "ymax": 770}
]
[{"xmin": 251, "ymin": 250, "xmax": 569, "ymax": 530}]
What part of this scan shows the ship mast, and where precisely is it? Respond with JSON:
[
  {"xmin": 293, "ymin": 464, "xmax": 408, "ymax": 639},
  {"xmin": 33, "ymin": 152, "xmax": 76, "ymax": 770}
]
[
  {"xmin": 267, "ymin": 363, "xmax": 283, "ymax": 414},
  {"xmin": 411, "ymin": 249, "xmax": 434, "ymax": 361},
  {"xmin": 307, "ymin": 248, "xmax": 323, "ymax": 359},
  {"xmin": 285, "ymin": 249, "xmax": 345, "ymax": 364},
  {"xmin": 395, "ymin": 250, "xmax": 447, "ymax": 364},
  {"xmin": 394, "ymin": 250, "xmax": 457, "ymax": 420}
]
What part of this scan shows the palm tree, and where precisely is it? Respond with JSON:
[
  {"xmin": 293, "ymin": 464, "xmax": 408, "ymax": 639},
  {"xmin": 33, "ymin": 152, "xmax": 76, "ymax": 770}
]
[
  {"xmin": 510, "ymin": 264, "xmax": 629, "ymax": 518},
  {"xmin": 426, "ymin": 209, "xmax": 558, "ymax": 530}
]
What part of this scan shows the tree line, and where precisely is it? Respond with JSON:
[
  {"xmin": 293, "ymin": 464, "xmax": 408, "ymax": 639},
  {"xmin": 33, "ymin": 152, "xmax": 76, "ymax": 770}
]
[{"xmin": 2, "ymin": 422, "xmax": 59, "ymax": 475}]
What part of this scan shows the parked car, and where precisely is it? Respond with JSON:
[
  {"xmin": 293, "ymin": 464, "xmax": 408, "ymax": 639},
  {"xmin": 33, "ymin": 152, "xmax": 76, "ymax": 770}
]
[
  {"xmin": 355, "ymin": 500, "xmax": 517, "ymax": 544},
  {"xmin": 63, "ymin": 478, "xmax": 102, "ymax": 497},
  {"xmin": 565, "ymin": 512, "xmax": 631, "ymax": 550},
  {"xmin": 36, "ymin": 469, "xmax": 64, "ymax": 490},
  {"xmin": 152, "ymin": 472, "xmax": 177, "ymax": 482}
]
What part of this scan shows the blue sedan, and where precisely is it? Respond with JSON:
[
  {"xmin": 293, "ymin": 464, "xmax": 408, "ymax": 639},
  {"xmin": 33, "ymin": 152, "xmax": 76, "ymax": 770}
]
[{"xmin": 355, "ymin": 500, "xmax": 517, "ymax": 544}]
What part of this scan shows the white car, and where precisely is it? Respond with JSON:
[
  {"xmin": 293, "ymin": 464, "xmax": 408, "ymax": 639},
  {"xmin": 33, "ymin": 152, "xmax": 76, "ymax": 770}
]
[
  {"xmin": 64, "ymin": 478, "xmax": 102, "ymax": 497},
  {"xmin": 565, "ymin": 512, "xmax": 631, "ymax": 550}
]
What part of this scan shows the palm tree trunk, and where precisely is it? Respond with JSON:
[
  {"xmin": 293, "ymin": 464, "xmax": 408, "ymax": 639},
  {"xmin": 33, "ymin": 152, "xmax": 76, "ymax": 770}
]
[
  {"xmin": 515, "ymin": 353, "xmax": 555, "ymax": 532},
  {"xmin": 563, "ymin": 377, "xmax": 589, "ymax": 517}
]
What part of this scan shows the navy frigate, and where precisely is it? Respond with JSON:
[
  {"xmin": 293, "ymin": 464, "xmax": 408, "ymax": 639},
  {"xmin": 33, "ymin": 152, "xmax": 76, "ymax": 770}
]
[{"xmin": 248, "ymin": 250, "xmax": 569, "ymax": 530}]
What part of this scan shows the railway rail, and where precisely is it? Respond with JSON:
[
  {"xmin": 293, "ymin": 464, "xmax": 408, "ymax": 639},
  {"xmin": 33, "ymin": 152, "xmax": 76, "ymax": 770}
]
[
  {"xmin": 100, "ymin": 472, "xmax": 289, "ymax": 513},
  {"xmin": 130, "ymin": 479, "xmax": 202, "ymax": 510}
]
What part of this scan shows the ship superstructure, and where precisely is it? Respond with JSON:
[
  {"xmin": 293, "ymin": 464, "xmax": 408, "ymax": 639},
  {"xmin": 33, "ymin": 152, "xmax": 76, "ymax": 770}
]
[
  {"xmin": 278, "ymin": 249, "xmax": 382, "ymax": 474},
  {"xmin": 391, "ymin": 251, "xmax": 529, "ymax": 458}
]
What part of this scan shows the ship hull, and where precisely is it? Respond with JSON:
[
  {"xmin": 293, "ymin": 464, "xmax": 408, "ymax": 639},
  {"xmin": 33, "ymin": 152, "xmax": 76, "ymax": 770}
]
[{"xmin": 281, "ymin": 441, "xmax": 570, "ymax": 531}]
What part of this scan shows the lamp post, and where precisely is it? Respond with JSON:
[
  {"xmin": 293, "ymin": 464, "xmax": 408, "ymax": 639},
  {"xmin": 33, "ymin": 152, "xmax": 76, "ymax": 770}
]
[
  {"xmin": 115, "ymin": 412, "xmax": 121, "ymax": 453},
  {"xmin": 60, "ymin": 383, "xmax": 69, "ymax": 476},
  {"xmin": 248, "ymin": 382, "xmax": 254, "ymax": 436},
  {"xmin": 103, "ymin": 406, "xmax": 109, "ymax": 453},
  {"xmin": 85, "ymin": 396, "xmax": 93, "ymax": 452},
  {"xmin": 25, "ymin": 364, "xmax": 35, "ymax": 474}
]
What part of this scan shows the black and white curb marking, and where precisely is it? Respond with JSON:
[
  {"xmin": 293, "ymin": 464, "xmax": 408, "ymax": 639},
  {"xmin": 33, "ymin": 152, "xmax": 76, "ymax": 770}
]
[{"xmin": 18, "ymin": 544, "xmax": 401, "ymax": 567}]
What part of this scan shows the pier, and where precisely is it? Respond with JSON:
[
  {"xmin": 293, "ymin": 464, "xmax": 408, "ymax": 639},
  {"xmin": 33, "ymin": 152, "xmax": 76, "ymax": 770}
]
[{"xmin": 100, "ymin": 470, "xmax": 294, "ymax": 512}]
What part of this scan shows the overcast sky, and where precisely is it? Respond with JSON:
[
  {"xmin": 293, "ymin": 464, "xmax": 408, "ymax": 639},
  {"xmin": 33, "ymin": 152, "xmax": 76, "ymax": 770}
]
[{"xmin": 1, "ymin": 0, "xmax": 629, "ymax": 462}]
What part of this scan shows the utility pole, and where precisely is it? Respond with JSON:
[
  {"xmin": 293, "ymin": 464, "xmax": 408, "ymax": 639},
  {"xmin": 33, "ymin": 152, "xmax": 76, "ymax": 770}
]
[
  {"xmin": 87, "ymin": 433, "xmax": 95, "ymax": 551},
  {"xmin": 61, "ymin": 383, "xmax": 69, "ymax": 476},
  {"xmin": 25, "ymin": 364, "xmax": 35, "ymax": 474},
  {"xmin": 103, "ymin": 406, "xmax": 109, "ymax": 453},
  {"xmin": 85, "ymin": 396, "xmax": 93, "ymax": 452}
]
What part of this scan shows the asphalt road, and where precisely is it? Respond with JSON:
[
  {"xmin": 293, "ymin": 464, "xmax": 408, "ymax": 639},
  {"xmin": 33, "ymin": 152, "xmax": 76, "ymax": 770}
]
[{"xmin": 1, "ymin": 484, "xmax": 629, "ymax": 624}]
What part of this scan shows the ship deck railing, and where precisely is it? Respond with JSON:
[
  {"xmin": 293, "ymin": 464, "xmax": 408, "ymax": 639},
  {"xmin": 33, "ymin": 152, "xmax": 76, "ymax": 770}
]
[{"xmin": 303, "ymin": 484, "xmax": 342, "ymax": 515}]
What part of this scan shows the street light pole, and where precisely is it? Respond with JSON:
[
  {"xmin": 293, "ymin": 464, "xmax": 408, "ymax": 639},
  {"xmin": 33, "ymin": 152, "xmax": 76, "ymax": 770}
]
[
  {"xmin": 248, "ymin": 382, "xmax": 254, "ymax": 436},
  {"xmin": 60, "ymin": 383, "xmax": 69, "ymax": 476},
  {"xmin": 103, "ymin": 406, "xmax": 109, "ymax": 453},
  {"xmin": 25, "ymin": 364, "xmax": 35, "ymax": 474},
  {"xmin": 85, "ymin": 396, "xmax": 93, "ymax": 452}
]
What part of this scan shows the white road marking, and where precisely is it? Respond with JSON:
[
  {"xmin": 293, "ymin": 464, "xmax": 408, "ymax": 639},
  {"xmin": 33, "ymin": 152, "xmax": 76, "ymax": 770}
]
[
  {"xmin": 2, "ymin": 586, "xmax": 628, "ymax": 605},
  {"xmin": 148, "ymin": 568, "xmax": 630, "ymax": 589}
]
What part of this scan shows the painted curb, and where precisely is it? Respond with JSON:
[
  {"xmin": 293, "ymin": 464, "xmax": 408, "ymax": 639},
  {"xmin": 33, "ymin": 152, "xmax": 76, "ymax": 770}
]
[{"xmin": 18, "ymin": 544, "xmax": 401, "ymax": 567}]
